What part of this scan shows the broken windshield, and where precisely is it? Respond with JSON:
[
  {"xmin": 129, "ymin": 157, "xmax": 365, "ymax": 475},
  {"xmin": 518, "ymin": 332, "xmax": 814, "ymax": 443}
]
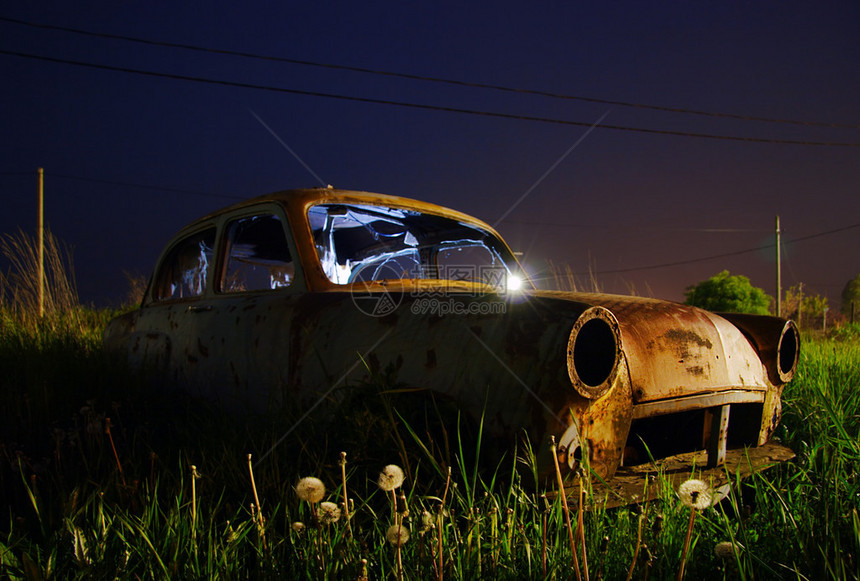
[{"xmin": 308, "ymin": 203, "xmax": 523, "ymax": 290}]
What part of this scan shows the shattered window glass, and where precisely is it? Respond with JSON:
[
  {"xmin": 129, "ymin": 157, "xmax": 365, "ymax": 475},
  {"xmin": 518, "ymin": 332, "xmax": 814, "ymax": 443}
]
[
  {"xmin": 222, "ymin": 214, "xmax": 294, "ymax": 293},
  {"xmin": 153, "ymin": 228, "xmax": 216, "ymax": 301},
  {"xmin": 307, "ymin": 203, "xmax": 520, "ymax": 289}
]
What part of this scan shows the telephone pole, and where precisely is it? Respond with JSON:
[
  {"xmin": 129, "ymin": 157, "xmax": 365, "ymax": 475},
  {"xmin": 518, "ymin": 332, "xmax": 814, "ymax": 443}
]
[
  {"xmin": 775, "ymin": 215, "xmax": 781, "ymax": 318},
  {"xmin": 797, "ymin": 282, "xmax": 803, "ymax": 328}
]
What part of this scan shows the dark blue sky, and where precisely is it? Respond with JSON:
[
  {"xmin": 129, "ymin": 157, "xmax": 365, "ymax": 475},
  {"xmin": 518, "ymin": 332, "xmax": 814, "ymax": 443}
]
[{"xmin": 2, "ymin": 2, "xmax": 859, "ymax": 309}]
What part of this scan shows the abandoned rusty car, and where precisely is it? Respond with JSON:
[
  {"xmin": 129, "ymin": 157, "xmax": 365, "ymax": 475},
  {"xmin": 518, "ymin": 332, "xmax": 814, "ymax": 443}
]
[{"xmin": 104, "ymin": 188, "xmax": 799, "ymax": 502}]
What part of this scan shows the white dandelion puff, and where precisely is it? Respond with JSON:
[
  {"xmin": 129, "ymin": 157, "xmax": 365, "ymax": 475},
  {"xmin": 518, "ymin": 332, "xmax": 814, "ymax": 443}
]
[
  {"xmin": 677, "ymin": 479, "xmax": 713, "ymax": 510},
  {"xmin": 295, "ymin": 477, "xmax": 326, "ymax": 503},
  {"xmin": 386, "ymin": 523, "xmax": 410, "ymax": 547},
  {"xmin": 319, "ymin": 501, "xmax": 342, "ymax": 525},
  {"xmin": 378, "ymin": 464, "xmax": 405, "ymax": 492},
  {"xmin": 714, "ymin": 541, "xmax": 740, "ymax": 559}
]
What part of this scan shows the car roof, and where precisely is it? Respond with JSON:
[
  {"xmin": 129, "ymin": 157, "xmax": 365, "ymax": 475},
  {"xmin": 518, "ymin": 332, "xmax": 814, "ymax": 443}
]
[{"xmin": 179, "ymin": 187, "xmax": 501, "ymax": 236}]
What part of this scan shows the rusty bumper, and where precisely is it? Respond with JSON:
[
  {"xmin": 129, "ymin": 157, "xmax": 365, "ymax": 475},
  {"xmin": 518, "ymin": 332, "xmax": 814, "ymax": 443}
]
[{"xmin": 557, "ymin": 440, "xmax": 795, "ymax": 508}]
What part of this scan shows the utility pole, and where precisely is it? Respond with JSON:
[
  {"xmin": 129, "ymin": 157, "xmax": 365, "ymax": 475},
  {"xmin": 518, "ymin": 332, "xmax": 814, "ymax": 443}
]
[
  {"xmin": 38, "ymin": 167, "xmax": 44, "ymax": 318},
  {"xmin": 797, "ymin": 282, "xmax": 803, "ymax": 329},
  {"xmin": 775, "ymin": 215, "xmax": 781, "ymax": 318}
]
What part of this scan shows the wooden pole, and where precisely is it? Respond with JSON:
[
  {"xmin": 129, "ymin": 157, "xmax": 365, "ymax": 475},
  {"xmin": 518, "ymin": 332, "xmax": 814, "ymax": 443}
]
[
  {"xmin": 38, "ymin": 167, "xmax": 44, "ymax": 318},
  {"xmin": 797, "ymin": 282, "xmax": 803, "ymax": 329},
  {"xmin": 775, "ymin": 216, "xmax": 781, "ymax": 317}
]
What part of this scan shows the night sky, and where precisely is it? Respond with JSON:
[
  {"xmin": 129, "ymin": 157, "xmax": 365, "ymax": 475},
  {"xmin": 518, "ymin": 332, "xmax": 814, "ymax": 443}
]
[{"xmin": 2, "ymin": 2, "xmax": 859, "ymax": 310}]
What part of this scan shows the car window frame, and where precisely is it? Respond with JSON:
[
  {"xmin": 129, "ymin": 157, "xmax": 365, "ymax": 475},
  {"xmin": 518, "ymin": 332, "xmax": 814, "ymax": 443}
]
[
  {"xmin": 213, "ymin": 203, "xmax": 303, "ymax": 296},
  {"xmin": 144, "ymin": 223, "xmax": 218, "ymax": 306}
]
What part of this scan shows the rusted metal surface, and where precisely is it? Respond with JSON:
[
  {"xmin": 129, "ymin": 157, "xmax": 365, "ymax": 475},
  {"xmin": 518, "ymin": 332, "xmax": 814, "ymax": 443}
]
[
  {"xmin": 555, "ymin": 441, "xmax": 796, "ymax": 508},
  {"xmin": 104, "ymin": 187, "xmax": 799, "ymax": 491},
  {"xmin": 703, "ymin": 404, "xmax": 730, "ymax": 467},
  {"xmin": 631, "ymin": 390, "xmax": 764, "ymax": 419}
]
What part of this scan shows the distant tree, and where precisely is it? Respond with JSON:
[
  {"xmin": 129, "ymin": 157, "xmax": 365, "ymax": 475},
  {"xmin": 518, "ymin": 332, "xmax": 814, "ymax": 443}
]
[
  {"xmin": 842, "ymin": 273, "xmax": 860, "ymax": 318},
  {"xmin": 684, "ymin": 270, "xmax": 772, "ymax": 315},
  {"xmin": 783, "ymin": 285, "xmax": 828, "ymax": 326}
]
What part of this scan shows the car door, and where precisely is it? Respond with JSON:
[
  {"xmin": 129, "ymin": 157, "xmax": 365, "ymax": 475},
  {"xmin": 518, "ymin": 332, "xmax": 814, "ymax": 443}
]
[
  {"xmin": 129, "ymin": 224, "xmax": 218, "ymax": 384},
  {"xmin": 187, "ymin": 205, "xmax": 302, "ymax": 412}
]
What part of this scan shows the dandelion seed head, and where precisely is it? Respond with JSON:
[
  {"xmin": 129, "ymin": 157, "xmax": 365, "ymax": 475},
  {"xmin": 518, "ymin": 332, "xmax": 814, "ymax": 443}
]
[
  {"xmin": 386, "ymin": 523, "xmax": 410, "ymax": 546},
  {"xmin": 714, "ymin": 541, "xmax": 737, "ymax": 559},
  {"xmin": 319, "ymin": 501, "xmax": 342, "ymax": 525},
  {"xmin": 678, "ymin": 479, "xmax": 713, "ymax": 510},
  {"xmin": 295, "ymin": 476, "xmax": 325, "ymax": 503},
  {"xmin": 291, "ymin": 521, "xmax": 305, "ymax": 533},
  {"xmin": 378, "ymin": 464, "xmax": 405, "ymax": 491}
]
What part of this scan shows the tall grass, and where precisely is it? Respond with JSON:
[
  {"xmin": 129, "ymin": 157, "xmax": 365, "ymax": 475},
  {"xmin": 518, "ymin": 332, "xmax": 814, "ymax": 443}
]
[
  {"xmin": 0, "ymin": 228, "xmax": 83, "ymax": 334},
  {"xmin": 1, "ymin": 312, "xmax": 858, "ymax": 579}
]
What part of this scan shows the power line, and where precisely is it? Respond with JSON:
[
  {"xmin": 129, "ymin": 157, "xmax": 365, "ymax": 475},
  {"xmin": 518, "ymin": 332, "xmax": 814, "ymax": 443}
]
[
  {"xmin": 46, "ymin": 172, "xmax": 244, "ymax": 200},
  {"xmin": 3, "ymin": 48, "xmax": 860, "ymax": 148},
  {"xmin": 504, "ymin": 218, "xmax": 767, "ymax": 232},
  {"xmin": 784, "ymin": 222, "xmax": 860, "ymax": 245},
  {"xmin": 578, "ymin": 222, "xmax": 860, "ymax": 275},
  {"xmin": 2, "ymin": 14, "xmax": 858, "ymax": 130}
]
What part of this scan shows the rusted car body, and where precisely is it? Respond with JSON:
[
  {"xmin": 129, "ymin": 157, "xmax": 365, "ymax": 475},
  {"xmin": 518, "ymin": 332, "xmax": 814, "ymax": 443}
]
[{"xmin": 104, "ymin": 188, "xmax": 799, "ymax": 502}]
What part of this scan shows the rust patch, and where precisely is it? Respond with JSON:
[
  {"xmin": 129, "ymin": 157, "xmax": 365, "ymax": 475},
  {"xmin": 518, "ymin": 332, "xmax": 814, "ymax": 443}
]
[
  {"xmin": 197, "ymin": 338, "xmax": 209, "ymax": 358},
  {"xmin": 661, "ymin": 328, "xmax": 712, "ymax": 360},
  {"xmin": 663, "ymin": 329, "xmax": 712, "ymax": 349}
]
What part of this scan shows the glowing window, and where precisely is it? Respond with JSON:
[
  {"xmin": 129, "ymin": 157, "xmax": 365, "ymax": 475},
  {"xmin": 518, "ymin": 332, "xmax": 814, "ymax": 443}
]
[
  {"xmin": 222, "ymin": 214, "xmax": 293, "ymax": 293},
  {"xmin": 153, "ymin": 228, "xmax": 216, "ymax": 301},
  {"xmin": 307, "ymin": 203, "xmax": 521, "ymax": 290}
]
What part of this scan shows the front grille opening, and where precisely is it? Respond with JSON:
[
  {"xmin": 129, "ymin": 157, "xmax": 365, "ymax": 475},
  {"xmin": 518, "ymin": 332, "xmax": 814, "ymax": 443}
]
[
  {"xmin": 623, "ymin": 403, "xmax": 764, "ymax": 467},
  {"xmin": 726, "ymin": 403, "xmax": 764, "ymax": 447}
]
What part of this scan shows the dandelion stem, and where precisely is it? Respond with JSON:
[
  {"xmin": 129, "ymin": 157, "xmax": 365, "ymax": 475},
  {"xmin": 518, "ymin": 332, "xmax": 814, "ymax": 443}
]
[
  {"xmin": 104, "ymin": 417, "xmax": 126, "ymax": 488},
  {"xmin": 248, "ymin": 454, "xmax": 267, "ymax": 550},
  {"xmin": 677, "ymin": 508, "xmax": 697, "ymax": 581},
  {"xmin": 396, "ymin": 515, "xmax": 404, "ymax": 581},
  {"xmin": 551, "ymin": 436, "xmax": 582, "ymax": 581},
  {"xmin": 190, "ymin": 465, "xmax": 198, "ymax": 539},
  {"xmin": 578, "ymin": 479, "xmax": 590, "ymax": 581},
  {"xmin": 339, "ymin": 451, "xmax": 352, "ymax": 537}
]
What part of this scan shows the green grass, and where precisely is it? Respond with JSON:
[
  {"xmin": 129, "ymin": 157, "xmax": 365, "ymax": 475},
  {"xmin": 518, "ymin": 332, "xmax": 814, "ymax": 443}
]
[{"xmin": 1, "ymin": 313, "xmax": 858, "ymax": 579}]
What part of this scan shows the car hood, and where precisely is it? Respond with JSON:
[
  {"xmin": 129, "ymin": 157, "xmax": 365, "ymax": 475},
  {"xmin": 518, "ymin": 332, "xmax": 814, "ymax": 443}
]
[{"xmin": 533, "ymin": 291, "xmax": 777, "ymax": 403}]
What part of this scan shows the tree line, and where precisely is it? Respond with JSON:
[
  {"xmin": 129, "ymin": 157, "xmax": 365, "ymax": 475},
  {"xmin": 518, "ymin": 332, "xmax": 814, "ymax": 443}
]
[{"xmin": 684, "ymin": 270, "xmax": 860, "ymax": 326}]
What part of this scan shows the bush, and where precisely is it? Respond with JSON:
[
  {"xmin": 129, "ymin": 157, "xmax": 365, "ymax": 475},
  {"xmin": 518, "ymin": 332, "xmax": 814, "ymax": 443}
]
[{"xmin": 684, "ymin": 270, "xmax": 772, "ymax": 315}]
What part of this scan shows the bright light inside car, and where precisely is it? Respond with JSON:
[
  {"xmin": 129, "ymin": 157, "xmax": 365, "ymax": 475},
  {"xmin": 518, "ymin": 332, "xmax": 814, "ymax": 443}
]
[{"xmin": 507, "ymin": 274, "xmax": 524, "ymax": 292}]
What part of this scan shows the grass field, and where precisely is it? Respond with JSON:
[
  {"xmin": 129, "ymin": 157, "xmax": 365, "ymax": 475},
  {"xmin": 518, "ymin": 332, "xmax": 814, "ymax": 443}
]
[{"xmin": 0, "ymin": 310, "xmax": 858, "ymax": 579}]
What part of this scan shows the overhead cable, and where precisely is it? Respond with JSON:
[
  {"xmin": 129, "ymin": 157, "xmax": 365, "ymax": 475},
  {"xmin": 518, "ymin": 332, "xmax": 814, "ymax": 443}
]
[
  {"xmin": 3, "ymin": 49, "xmax": 860, "ymax": 148},
  {"xmin": 582, "ymin": 223, "xmax": 860, "ymax": 275},
  {"xmin": 2, "ymin": 14, "xmax": 858, "ymax": 130}
]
